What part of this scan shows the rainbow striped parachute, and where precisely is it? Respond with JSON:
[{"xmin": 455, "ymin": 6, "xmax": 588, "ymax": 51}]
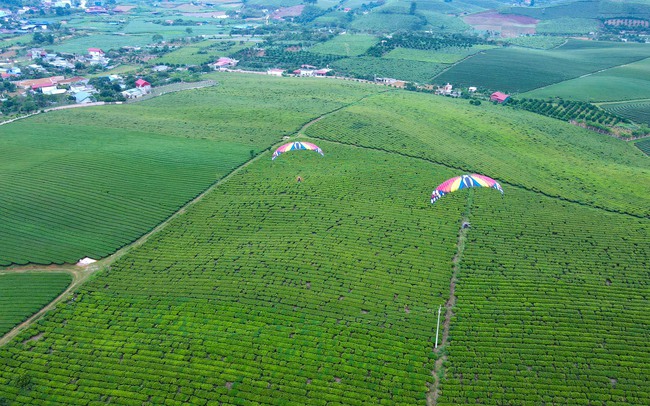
[
  {"xmin": 431, "ymin": 174, "xmax": 504, "ymax": 203},
  {"xmin": 272, "ymin": 141, "xmax": 324, "ymax": 160}
]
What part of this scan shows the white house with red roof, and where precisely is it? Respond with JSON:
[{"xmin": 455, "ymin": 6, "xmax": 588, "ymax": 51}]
[
  {"xmin": 293, "ymin": 68, "xmax": 314, "ymax": 76},
  {"xmin": 88, "ymin": 48, "xmax": 110, "ymax": 66},
  {"xmin": 313, "ymin": 68, "xmax": 331, "ymax": 77},
  {"xmin": 135, "ymin": 78, "xmax": 151, "ymax": 93},
  {"xmin": 88, "ymin": 48, "xmax": 104, "ymax": 58},
  {"xmin": 211, "ymin": 57, "xmax": 238, "ymax": 70}
]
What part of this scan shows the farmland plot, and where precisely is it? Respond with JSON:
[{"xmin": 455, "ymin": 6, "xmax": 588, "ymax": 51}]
[
  {"xmin": 332, "ymin": 56, "xmax": 445, "ymax": 83},
  {"xmin": 0, "ymin": 144, "xmax": 461, "ymax": 405},
  {"xmin": 438, "ymin": 187, "xmax": 650, "ymax": 405},
  {"xmin": 309, "ymin": 34, "xmax": 379, "ymax": 57},
  {"xmin": 434, "ymin": 40, "xmax": 650, "ymax": 93},
  {"xmin": 635, "ymin": 138, "xmax": 650, "ymax": 156},
  {"xmin": 524, "ymin": 57, "xmax": 650, "ymax": 102},
  {"xmin": 383, "ymin": 45, "xmax": 496, "ymax": 64},
  {"xmin": 351, "ymin": 12, "xmax": 425, "ymax": 32},
  {"xmin": 50, "ymin": 34, "xmax": 155, "ymax": 54},
  {"xmin": 601, "ymin": 101, "xmax": 650, "ymax": 126},
  {"xmin": 0, "ymin": 74, "xmax": 384, "ymax": 265},
  {"xmin": 303, "ymin": 90, "xmax": 650, "ymax": 218},
  {"xmin": 0, "ymin": 273, "xmax": 72, "ymax": 336}
]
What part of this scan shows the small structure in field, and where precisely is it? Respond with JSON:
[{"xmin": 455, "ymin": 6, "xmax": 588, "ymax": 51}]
[
  {"xmin": 267, "ymin": 68, "xmax": 284, "ymax": 76},
  {"xmin": 490, "ymin": 91, "xmax": 510, "ymax": 103},
  {"xmin": 76, "ymin": 257, "xmax": 97, "ymax": 266}
]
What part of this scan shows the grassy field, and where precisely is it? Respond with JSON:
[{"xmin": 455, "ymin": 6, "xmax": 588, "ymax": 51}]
[
  {"xmin": 309, "ymin": 34, "xmax": 379, "ymax": 57},
  {"xmin": 304, "ymin": 90, "xmax": 650, "ymax": 217},
  {"xmin": 148, "ymin": 46, "xmax": 216, "ymax": 65},
  {"xmin": 51, "ymin": 34, "xmax": 156, "ymax": 53},
  {"xmin": 524, "ymin": 57, "xmax": 650, "ymax": 102},
  {"xmin": 420, "ymin": 10, "xmax": 471, "ymax": 33},
  {"xmin": 435, "ymin": 40, "xmax": 650, "ymax": 93},
  {"xmin": 351, "ymin": 12, "xmax": 425, "ymax": 32},
  {"xmin": 0, "ymin": 76, "xmax": 648, "ymax": 405},
  {"xmin": 535, "ymin": 17, "xmax": 600, "ymax": 34},
  {"xmin": 0, "ymin": 273, "xmax": 72, "ymax": 336},
  {"xmin": 0, "ymin": 74, "xmax": 383, "ymax": 266},
  {"xmin": 0, "ymin": 34, "xmax": 32, "ymax": 47},
  {"xmin": 383, "ymin": 45, "xmax": 496, "ymax": 64},
  {"xmin": 501, "ymin": 36, "xmax": 567, "ymax": 49},
  {"xmin": 332, "ymin": 56, "xmax": 445, "ymax": 83},
  {"xmin": 502, "ymin": 1, "xmax": 601, "ymax": 19}
]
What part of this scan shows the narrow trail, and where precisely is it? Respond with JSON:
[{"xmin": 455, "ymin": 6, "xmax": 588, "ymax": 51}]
[
  {"xmin": 0, "ymin": 88, "xmax": 391, "ymax": 348},
  {"xmin": 427, "ymin": 211, "xmax": 471, "ymax": 406}
]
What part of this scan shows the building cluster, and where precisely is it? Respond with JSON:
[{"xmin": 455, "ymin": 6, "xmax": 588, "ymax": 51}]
[{"xmin": 0, "ymin": 48, "xmax": 151, "ymax": 104}]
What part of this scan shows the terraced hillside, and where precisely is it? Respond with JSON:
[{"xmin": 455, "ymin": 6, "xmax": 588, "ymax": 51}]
[{"xmin": 0, "ymin": 76, "xmax": 648, "ymax": 405}]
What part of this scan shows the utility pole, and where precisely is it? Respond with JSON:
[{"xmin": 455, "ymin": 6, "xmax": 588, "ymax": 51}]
[{"xmin": 435, "ymin": 305, "xmax": 441, "ymax": 349}]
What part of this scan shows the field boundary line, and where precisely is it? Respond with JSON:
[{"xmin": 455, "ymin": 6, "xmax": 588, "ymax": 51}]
[
  {"xmin": 596, "ymin": 98, "xmax": 650, "ymax": 105},
  {"xmin": 525, "ymin": 55, "xmax": 650, "ymax": 94},
  {"xmin": 306, "ymin": 137, "xmax": 648, "ymax": 219}
]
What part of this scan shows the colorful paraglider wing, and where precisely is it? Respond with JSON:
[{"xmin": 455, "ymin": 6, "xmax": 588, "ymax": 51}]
[
  {"xmin": 272, "ymin": 141, "xmax": 324, "ymax": 160},
  {"xmin": 431, "ymin": 174, "xmax": 503, "ymax": 203}
]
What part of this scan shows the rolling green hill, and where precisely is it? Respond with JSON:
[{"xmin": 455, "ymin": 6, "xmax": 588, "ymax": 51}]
[
  {"xmin": 0, "ymin": 75, "xmax": 384, "ymax": 266},
  {"xmin": 0, "ymin": 75, "xmax": 648, "ymax": 405},
  {"xmin": 523, "ymin": 57, "xmax": 650, "ymax": 102},
  {"xmin": 434, "ymin": 40, "xmax": 650, "ymax": 93}
]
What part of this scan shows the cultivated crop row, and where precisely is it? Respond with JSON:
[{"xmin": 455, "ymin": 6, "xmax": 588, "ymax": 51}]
[
  {"xmin": 0, "ymin": 273, "xmax": 72, "ymax": 336},
  {"xmin": 1, "ymin": 75, "xmax": 383, "ymax": 265},
  {"xmin": 601, "ymin": 101, "xmax": 650, "ymax": 126},
  {"xmin": 509, "ymin": 98, "xmax": 623, "ymax": 126},
  {"xmin": 303, "ymin": 91, "xmax": 650, "ymax": 217},
  {"xmin": 0, "ymin": 144, "xmax": 462, "ymax": 404},
  {"xmin": 434, "ymin": 40, "xmax": 650, "ymax": 93},
  {"xmin": 437, "ymin": 188, "xmax": 650, "ymax": 405},
  {"xmin": 635, "ymin": 138, "xmax": 650, "ymax": 156}
]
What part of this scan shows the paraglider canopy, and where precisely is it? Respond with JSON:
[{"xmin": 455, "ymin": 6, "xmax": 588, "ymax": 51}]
[
  {"xmin": 272, "ymin": 141, "xmax": 324, "ymax": 160},
  {"xmin": 431, "ymin": 174, "xmax": 503, "ymax": 203}
]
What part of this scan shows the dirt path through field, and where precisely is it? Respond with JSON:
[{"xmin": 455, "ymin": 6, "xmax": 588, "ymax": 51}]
[{"xmin": 427, "ymin": 215, "xmax": 470, "ymax": 406}]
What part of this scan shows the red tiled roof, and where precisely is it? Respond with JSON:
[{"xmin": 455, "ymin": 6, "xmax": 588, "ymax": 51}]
[
  {"xmin": 17, "ymin": 76, "xmax": 63, "ymax": 89},
  {"xmin": 58, "ymin": 76, "xmax": 87, "ymax": 85},
  {"xmin": 135, "ymin": 79, "xmax": 150, "ymax": 87},
  {"xmin": 490, "ymin": 91, "xmax": 510, "ymax": 102}
]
